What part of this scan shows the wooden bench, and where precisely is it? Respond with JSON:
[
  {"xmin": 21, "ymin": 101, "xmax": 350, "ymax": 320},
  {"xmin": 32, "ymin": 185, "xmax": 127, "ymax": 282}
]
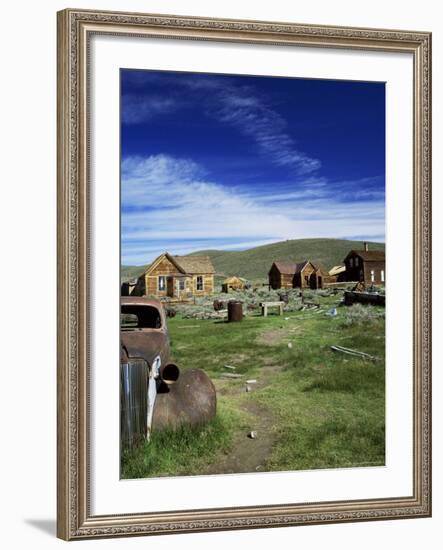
[{"xmin": 260, "ymin": 301, "xmax": 285, "ymax": 317}]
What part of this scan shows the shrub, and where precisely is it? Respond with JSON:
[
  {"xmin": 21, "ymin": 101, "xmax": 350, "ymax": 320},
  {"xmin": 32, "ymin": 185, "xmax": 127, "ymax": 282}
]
[{"xmin": 341, "ymin": 303, "xmax": 384, "ymax": 326}]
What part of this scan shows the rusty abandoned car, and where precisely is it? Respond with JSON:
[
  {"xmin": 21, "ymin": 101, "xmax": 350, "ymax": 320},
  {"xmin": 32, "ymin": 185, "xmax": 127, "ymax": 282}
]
[{"xmin": 120, "ymin": 297, "xmax": 216, "ymax": 448}]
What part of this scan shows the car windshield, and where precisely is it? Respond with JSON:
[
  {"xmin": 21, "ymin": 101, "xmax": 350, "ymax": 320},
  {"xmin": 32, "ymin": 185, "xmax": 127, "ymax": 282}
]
[{"xmin": 120, "ymin": 305, "xmax": 162, "ymax": 330}]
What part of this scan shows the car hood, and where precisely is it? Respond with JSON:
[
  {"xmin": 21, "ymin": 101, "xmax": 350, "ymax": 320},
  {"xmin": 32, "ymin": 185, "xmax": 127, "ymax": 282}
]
[{"xmin": 120, "ymin": 330, "xmax": 167, "ymax": 366}]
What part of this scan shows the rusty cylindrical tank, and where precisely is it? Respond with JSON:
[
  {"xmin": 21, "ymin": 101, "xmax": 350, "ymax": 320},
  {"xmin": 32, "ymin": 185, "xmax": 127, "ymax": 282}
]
[
  {"xmin": 227, "ymin": 300, "xmax": 243, "ymax": 322},
  {"xmin": 153, "ymin": 369, "xmax": 217, "ymax": 431}
]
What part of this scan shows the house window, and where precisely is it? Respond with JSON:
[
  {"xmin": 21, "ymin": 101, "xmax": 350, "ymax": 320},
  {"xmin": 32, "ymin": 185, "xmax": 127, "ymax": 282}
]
[
  {"xmin": 178, "ymin": 279, "xmax": 185, "ymax": 291},
  {"xmin": 158, "ymin": 276, "xmax": 166, "ymax": 291},
  {"xmin": 349, "ymin": 258, "xmax": 354, "ymax": 268},
  {"xmin": 355, "ymin": 257, "xmax": 359, "ymax": 267},
  {"xmin": 381, "ymin": 270, "xmax": 385, "ymax": 282},
  {"xmin": 196, "ymin": 276, "xmax": 204, "ymax": 291},
  {"xmin": 370, "ymin": 270, "xmax": 375, "ymax": 282}
]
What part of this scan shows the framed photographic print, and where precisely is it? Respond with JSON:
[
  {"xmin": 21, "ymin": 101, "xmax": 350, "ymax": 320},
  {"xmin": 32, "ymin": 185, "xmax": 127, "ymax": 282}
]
[{"xmin": 57, "ymin": 8, "xmax": 431, "ymax": 540}]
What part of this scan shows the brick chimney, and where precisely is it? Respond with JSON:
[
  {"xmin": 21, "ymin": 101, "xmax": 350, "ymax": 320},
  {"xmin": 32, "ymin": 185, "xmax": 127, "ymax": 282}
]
[{"xmin": 364, "ymin": 241, "xmax": 369, "ymax": 252}]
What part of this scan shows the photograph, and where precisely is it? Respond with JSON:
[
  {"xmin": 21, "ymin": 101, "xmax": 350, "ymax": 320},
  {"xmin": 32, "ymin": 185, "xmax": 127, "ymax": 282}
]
[{"xmin": 119, "ymin": 69, "xmax": 387, "ymax": 479}]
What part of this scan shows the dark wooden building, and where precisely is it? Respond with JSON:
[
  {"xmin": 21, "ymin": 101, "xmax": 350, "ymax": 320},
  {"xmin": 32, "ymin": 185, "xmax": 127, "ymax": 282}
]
[
  {"xmin": 269, "ymin": 260, "xmax": 324, "ymax": 290},
  {"xmin": 343, "ymin": 244, "xmax": 385, "ymax": 285}
]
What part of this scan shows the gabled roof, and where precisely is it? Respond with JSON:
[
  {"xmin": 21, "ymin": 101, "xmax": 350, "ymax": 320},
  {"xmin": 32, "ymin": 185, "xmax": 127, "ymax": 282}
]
[
  {"xmin": 329, "ymin": 265, "xmax": 346, "ymax": 276},
  {"xmin": 271, "ymin": 260, "xmax": 317, "ymax": 276},
  {"xmin": 271, "ymin": 261, "xmax": 299, "ymax": 275},
  {"xmin": 344, "ymin": 250, "xmax": 385, "ymax": 262},
  {"xmin": 172, "ymin": 255, "xmax": 215, "ymax": 274},
  {"xmin": 143, "ymin": 252, "xmax": 186, "ymax": 277},
  {"xmin": 143, "ymin": 252, "xmax": 215, "ymax": 276},
  {"xmin": 223, "ymin": 276, "xmax": 246, "ymax": 284}
]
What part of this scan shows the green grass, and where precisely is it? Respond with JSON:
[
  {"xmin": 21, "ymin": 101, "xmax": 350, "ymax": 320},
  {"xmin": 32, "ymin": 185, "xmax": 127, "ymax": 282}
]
[
  {"xmin": 121, "ymin": 404, "xmax": 239, "ymax": 479},
  {"xmin": 121, "ymin": 237, "xmax": 385, "ymax": 281},
  {"xmin": 122, "ymin": 294, "xmax": 385, "ymax": 477}
]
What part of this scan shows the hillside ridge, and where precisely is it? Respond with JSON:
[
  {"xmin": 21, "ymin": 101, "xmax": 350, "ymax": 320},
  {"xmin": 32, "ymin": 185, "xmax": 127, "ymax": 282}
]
[{"xmin": 121, "ymin": 238, "xmax": 385, "ymax": 282}]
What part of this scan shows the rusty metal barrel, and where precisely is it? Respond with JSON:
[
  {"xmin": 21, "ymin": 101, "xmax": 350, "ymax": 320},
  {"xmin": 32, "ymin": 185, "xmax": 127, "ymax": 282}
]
[{"xmin": 228, "ymin": 300, "xmax": 243, "ymax": 322}]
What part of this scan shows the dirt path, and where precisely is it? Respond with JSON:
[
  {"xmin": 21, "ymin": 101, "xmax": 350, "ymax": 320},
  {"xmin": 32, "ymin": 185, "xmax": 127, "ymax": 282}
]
[{"xmin": 204, "ymin": 364, "xmax": 282, "ymax": 475}]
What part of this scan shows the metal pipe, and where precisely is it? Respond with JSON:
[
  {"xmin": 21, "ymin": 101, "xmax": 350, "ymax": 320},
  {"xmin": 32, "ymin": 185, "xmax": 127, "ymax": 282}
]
[{"xmin": 159, "ymin": 363, "xmax": 180, "ymax": 384}]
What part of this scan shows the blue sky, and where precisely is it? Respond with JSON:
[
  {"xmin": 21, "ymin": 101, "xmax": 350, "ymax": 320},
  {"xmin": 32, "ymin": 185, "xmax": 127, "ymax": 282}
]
[{"xmin": 121, "ymin": 69, "xmax": 385, "ymax": 266}]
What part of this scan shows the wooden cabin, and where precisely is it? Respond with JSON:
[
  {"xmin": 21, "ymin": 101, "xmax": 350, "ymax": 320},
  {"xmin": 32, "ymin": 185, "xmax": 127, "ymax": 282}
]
[
  {"xmin": 133, "ymin": 252, "xmax": 215, "ymax": 300},
  {"xmin": 268, "ymin": 260, "xmax": 324, "ymax": 290},
  {"xmin": 222, "ymin": 276, "xmax": 246, "ymax": 293},
  {"xmin": 343, "ymin": 244, "xmax": 385, "ymax": 285}
]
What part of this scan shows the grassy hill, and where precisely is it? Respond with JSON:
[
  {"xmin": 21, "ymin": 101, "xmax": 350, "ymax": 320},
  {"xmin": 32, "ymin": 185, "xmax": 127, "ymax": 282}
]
[{"xmin": 121, "ymin": 238, "xmax": 385, "ymax": 282}]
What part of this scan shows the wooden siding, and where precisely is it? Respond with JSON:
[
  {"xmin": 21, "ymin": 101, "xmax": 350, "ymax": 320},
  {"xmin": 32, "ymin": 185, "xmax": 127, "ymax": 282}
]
[
  {"xmin": 132, "ymin": 254, "xmax": 215, "ymax": 299},
  {"xmin": 296, "ymin": 263, "xmax": 323, "ymax": 289},
  {"xmin": 191, "ymin": 274, "xmax": 214, "ymax": 296},
  {"xmin": 362, "ymin": 261, "xmax": 385, "ymax": 285},
  {"xmin": 280, "ymin": 274, "xmax": 294, "ymax": 289},
  {"xmin": 344, "ymin": 252, "xmax": 385, "ymax": 285}
]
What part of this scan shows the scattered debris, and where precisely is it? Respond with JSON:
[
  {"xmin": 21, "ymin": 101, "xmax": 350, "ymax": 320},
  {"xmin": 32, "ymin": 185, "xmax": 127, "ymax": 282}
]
[
  {"xmin": 326, "ymin": 307, "xmax": 337, "ymax": 316},
  {"xmin": 246, "ymin": 379, "xmax": 257, "ymax": 384},
  {"xmin": 344, "ymin": 290, "xmax": 385, "ymax": 306},
  {"xmin": 287, "ymin": 342, "xmax": 293, "ymax": 349},
  {"xmin": 248, "ymin": 431, "xmax": 257, "ymax": 439},
  {"xmin": 213, "ymin": 299, "xmax": 226, "ymax": 311},
  {"xmin": 330, "ymin": 344, "xmax": 381, "ymax": 361},
  {"xmin": 223, "ymin": 365, "xmax": 236, "ymax": 370},
  {"xmin": 245, "ymin": 385, "xmax": 252, "ymax": 392},
  {"xmin": 176, "ymin": 324, "xmax": 200, "ymax": 329},
  {"xmin": 220, "ymin": 373, "xmax": 243, "ymax": 379}
]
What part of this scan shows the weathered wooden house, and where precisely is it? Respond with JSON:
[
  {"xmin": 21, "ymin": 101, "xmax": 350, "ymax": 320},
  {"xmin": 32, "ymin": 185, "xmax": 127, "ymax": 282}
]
[
  {"xmin": 133, "ymin": 252, "xmax": 215, "ymax": 300},
  {"xmin": 222, "ymin": 276, "xmax": 246, "ymax": 293},
  {"xmin": 269, "ymin": 260, "xmax": 324, "ymax": 290},
  {"xmin": 343, "ymin": 243, "xmax": 385, "ymax": 285}
]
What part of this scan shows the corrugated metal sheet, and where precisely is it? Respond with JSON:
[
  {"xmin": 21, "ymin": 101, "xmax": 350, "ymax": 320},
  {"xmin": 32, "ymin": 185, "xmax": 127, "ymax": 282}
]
[{"xmin": 120, "ymin": 359, "xmax": 148, "ymax": 449}]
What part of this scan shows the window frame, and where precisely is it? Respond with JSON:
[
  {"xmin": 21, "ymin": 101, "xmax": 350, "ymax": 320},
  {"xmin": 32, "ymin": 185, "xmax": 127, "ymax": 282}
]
[
  {"xmin": 196, "ymin": 275, "xmax": 204, "ymax": 291},
  {"xmin": 158, "ymin": 275, "xmax": 166, "ymax": 291}
]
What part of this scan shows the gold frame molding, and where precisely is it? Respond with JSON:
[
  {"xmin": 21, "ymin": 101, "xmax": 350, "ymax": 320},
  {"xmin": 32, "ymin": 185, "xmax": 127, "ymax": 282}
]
[{"xmin": 57, "ymin": 8, "xmax": 432, "ymax": 540}]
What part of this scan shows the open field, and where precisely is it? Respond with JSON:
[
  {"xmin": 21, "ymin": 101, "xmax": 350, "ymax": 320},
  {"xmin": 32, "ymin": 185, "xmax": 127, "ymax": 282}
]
[{"xmin": 121, "ymin": 290, "xmax": 385, "ymax": 479}]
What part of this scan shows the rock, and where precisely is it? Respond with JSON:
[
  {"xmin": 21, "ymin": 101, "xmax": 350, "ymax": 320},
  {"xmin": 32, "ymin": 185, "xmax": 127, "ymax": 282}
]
[
  {"xmin": 248, "ymin": 431, "xmax": 257, "ymax": 439},
  {"xmin": 288, "ymin": 342, "xmax": 293, "ymax": 349}
]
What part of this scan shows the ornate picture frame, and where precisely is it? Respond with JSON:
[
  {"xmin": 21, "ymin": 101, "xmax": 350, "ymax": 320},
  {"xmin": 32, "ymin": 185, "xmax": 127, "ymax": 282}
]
[{"xmin": 57, "ymin": 8, "xmax": 431, "ymax": 540}]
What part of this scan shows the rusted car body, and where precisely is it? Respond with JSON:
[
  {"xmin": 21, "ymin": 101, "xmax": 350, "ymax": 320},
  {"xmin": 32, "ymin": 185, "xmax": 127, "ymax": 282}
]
[{"xmin": 120, "ymin": 297, "xmax": 216, "ymax": 448}]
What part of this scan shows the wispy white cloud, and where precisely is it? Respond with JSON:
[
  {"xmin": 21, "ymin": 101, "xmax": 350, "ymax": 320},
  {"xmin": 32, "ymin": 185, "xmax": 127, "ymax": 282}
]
[
  {"xmin": 121, "ymin": 154, "xmax": 384, "ymax": 265},
  {"xmin": 122, "ymin": 74, "xmax": 320, "ymax": 175},
  {"xmin": 122, "ymin": 94, "xmax": 178, "ymax": 124},
  {"xmin": 213, "ymin": 87, "xmax": 321, "ymax": 175}
]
